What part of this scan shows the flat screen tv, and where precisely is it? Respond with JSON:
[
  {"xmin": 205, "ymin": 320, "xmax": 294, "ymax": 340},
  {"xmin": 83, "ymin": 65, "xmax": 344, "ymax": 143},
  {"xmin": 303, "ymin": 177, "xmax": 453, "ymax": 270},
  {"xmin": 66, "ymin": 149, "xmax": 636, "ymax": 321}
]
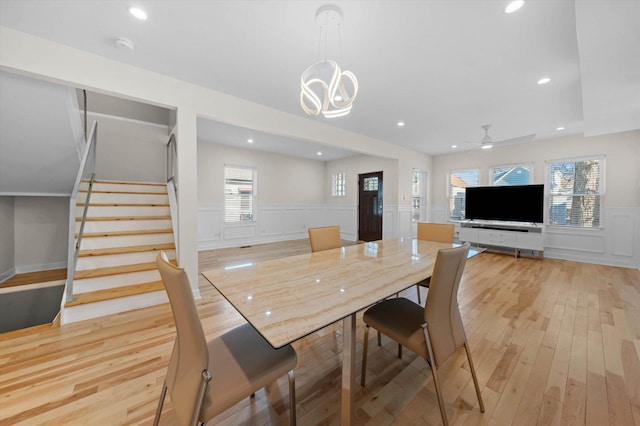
[{"xmin": 465, "ymin": 184, "xmax": 544, "ymax": 224}]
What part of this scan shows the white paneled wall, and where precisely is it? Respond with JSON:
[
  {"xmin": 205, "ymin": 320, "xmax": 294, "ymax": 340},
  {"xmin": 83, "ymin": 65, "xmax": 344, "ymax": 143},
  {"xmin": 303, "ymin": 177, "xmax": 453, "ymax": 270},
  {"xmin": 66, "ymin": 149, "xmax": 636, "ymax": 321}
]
[
  {"xmin": 543, "ymin": 206, "xmax": 639, "ymax": 268},
  {"xmin": 199, "ymin": 204, "xmax": 407, "ymax": 250}
]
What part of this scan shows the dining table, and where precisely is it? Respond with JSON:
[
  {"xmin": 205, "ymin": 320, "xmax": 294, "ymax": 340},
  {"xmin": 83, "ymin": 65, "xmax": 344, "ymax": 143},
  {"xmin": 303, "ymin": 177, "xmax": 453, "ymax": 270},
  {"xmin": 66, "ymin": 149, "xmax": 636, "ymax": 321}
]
[{"xmin": 201, "ymin": 237, "xmax": 480, "ymax": 425}]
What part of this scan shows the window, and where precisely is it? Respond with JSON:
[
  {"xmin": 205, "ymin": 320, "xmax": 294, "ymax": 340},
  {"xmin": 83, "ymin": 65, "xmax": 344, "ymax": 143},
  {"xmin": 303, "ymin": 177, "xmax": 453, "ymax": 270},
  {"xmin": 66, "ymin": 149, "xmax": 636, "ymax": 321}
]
[
  {"xmin": 224, "ymin": 166, "xmax": 256, "ymax": 222},
  {"xmin": 447, "ymin": 169, "xmax": 479, "ymax": 220},
  {"xmin": 332, "ymin": 172, "xmax": 346, "ymax": 197},
  {"xmin": 547, "ymin": 157, "xmax": 604, "ymax": 228},
  {"xmin": 412, "ymin": 170, "xmax": 427, "ymax": 222},
  {"xmin": 491, "ymin": 163, "xmax": 532, "ymax": 186}
]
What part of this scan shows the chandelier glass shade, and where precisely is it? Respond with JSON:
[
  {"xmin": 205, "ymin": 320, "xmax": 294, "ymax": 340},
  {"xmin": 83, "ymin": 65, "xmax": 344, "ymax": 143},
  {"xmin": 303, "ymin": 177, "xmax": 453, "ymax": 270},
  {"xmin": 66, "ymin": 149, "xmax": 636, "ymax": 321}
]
[
  {"xmin": 300, "ymin": 4, "xmax": 358, "ymax": 118},
  {"xmin": 300, "ymin": 60, "xmax": 358, "ymax": 118}
]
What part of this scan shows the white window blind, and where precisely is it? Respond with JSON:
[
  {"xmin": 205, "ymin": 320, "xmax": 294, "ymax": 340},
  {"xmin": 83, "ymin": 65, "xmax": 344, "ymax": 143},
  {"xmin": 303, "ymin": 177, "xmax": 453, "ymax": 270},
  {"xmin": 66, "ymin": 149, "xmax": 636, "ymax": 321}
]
[
  {"xmin": 547, "ymin": 157, "xmax": 603, "ymax": 228},
  {"xmin": 491, "ymin": 163, "xmax": 532, "ymax": 186},
  {"xmin": 448, "ymin": 169, "xmax": 479, "ymax": 220},
  {"xmin": 224, "ymin": 166, "xmax": 256, "ymax": 222},
  {"xmin": 332, "ymin": 172, "xmax": 346, "ymax": 197}
]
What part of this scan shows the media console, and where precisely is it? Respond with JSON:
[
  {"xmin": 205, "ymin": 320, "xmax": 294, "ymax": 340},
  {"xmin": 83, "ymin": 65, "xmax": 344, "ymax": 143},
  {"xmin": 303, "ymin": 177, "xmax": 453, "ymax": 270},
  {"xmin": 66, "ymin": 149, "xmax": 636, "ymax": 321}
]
[{"xmin": 458, "ymin": 222, "xmax": 544, "ymax": 259}]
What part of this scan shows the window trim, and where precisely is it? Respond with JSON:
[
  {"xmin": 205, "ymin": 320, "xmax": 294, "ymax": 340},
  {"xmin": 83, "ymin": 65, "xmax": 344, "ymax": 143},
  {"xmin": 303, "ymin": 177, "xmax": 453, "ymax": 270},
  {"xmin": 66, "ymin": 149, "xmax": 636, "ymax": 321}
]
[
  {"xmin": 545, "ymin": 155, "xmax": 605, "ymax": 229},
  {"xmin": 224, "ymin": 164, "xmax": 257, "ymax": 224},
  {"xmin": 412, "ymin": 169, "xmax": 428, "ymax": 223}
]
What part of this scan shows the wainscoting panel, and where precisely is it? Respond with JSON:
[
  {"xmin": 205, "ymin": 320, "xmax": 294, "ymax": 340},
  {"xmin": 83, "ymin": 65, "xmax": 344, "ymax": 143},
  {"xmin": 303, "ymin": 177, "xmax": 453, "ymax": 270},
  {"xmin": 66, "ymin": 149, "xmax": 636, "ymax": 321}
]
[
  {"xmin": 609, "ymin": 210, "xmax": 635, "ymax": 257},
  {"xmin": 543, "ymin": 206, "xmax": 639, "ymax": 268},
  {"xmin": 398, "ymin": 206, "xmax": 413, "ymax": 239},
  {"xmin": 258, "ymin": 208, "xmax": 285, "ymax": 237},
  {"xmin": 326, "ymin": 206, "xmax": 357, "ymax": 240},
  {"xmin": 198, "ymin": 205, "xmax": 222, "ymax": 244},
  {"xmin": 283, "ymin": 209, "xmax": 308, "ymax": 235}
]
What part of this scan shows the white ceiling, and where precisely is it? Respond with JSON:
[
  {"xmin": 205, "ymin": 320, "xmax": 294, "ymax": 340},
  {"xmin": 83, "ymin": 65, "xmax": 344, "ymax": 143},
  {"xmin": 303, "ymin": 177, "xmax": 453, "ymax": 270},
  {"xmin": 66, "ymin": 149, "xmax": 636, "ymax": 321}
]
[{"xmin": 0, "ymin": 0, "xmax": 638, "ymax": 159}]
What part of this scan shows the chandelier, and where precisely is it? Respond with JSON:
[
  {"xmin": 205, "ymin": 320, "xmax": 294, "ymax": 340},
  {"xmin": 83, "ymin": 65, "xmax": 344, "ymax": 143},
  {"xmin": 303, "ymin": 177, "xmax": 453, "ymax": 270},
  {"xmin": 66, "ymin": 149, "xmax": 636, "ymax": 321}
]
[{"xmin": 300, "ymin": 5, "xmax": 358, "ymax": 118}]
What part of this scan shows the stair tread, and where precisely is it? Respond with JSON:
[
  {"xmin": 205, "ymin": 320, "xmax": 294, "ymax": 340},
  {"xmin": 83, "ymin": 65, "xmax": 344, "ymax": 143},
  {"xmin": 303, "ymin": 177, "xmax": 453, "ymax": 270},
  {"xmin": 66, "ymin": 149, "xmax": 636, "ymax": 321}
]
[
  {"xmin": 80, "ymin": 189, "xmax": 168, "ymax": 195},
  {"xmin": 78, "ymin": 243, "xmax": 175, "ymax": 257},
  {"xmin": 79, "ymin": 229, "xmax": 173, "ymax": 238},
  {"xmin": 74, "ymin": 260, "xmax": 176, "ymax": 279},
  {"xmin": 65, "ymin": 281, "xmax": 165, "ymax": 307},
  {"xmin": 76, "ymin": 216, "xmax": 171, "ymax": 221},
  {"xmin": 76, "ymin": 203, "xmax": 169, "ymax": 207},
  {"xmin": 91, "ymin": 180, "xmax": 166, "ymax": 186}
]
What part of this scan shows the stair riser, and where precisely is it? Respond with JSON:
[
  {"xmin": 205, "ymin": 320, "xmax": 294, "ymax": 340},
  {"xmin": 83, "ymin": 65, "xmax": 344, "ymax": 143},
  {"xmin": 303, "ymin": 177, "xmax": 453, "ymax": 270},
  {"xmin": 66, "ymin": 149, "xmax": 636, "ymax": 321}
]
[
  {"xmin": 91, "ymin": 183, "xmax": 167, "ymax": 193},
  {"xmin": 76, "ymin": 205, "xmax": 170, "ymax": 218},
  {"xmin": 61, "ymin": 291, "xmax": 168, "ymax": 324},
  {"xmin": 76, "ymin": 219, "xmax": 172, "ymax": 234},
  {"xmin": 73, "ymin": 269, "xmax": 162, "ymax": 293},
  {"xmin": 76, "ymin": 250, "xmax": 176, "ymax": 271},
  {"xmin": 79, "ymin": 233, "xmax": 174, "ymax": 250},
  {"xmin": 83, "ymin": 193, "xmax": 168, "ymax": 205}
]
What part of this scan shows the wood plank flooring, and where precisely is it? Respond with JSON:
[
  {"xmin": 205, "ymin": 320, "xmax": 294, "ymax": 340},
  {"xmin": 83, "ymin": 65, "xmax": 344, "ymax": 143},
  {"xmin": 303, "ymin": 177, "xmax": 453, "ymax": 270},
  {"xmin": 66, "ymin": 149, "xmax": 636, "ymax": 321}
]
[{"xmin": 1, "ymin": 239, "xmax": 638, "ymax": 425}]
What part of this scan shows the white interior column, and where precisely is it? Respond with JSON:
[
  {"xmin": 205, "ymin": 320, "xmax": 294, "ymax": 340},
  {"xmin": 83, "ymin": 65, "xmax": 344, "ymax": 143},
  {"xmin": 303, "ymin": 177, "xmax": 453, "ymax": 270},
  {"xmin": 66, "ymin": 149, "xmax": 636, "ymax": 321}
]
[{"xmin": 174, "ymin": 106, "xmax": 199, "ymax": 296}]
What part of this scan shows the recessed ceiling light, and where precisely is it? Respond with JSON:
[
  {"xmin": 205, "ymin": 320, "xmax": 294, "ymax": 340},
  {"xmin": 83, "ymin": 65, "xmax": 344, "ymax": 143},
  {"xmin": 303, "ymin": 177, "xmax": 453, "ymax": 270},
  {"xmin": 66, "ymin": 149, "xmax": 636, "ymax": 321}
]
[
  {"xmin": 505, "ymin": 1, "xmax": 524, "ymax": 14},
  {"xmin": 128, "ymin": 7, "xmax": 147, "ymax": 20},
  {"xmin": 556, "ymin": 126, "xmax": 565, "ymax": 131},
  {"xmin": 247, "ymin": 138, "xmax": 254, "ymax": 143},
  {"xmin": 451, "ymin": 145, "xmax": 458, "ymax": 149},
  {"xmin": 317, "ymin": 151, "xmax": 322, "ymax": 156},
  {"xmin": 397, "ymin": 121, "xmax": 405, "ymax": 127},
  {"xmin": 537, "ymin": 77, "xmax": 551, "ymax": 85}
]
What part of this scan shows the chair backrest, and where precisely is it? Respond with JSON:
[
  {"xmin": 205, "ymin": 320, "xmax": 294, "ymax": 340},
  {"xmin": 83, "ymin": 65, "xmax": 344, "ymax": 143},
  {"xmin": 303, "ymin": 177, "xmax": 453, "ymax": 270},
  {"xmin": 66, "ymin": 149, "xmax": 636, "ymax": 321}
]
[
  {"xmin": 417, "ymin": 222, "xmax": 455, "ymax": 243},
  {"xmin": 308, "ymin": 226, "xmax": 341, "ymax": 252},
  {"xmin": 156, "ymin": 252, "xmax": 209, "ymax": 426},
  {"xmin": 424, "ymin": 243, "xmax": 470, "ymax": 367}
]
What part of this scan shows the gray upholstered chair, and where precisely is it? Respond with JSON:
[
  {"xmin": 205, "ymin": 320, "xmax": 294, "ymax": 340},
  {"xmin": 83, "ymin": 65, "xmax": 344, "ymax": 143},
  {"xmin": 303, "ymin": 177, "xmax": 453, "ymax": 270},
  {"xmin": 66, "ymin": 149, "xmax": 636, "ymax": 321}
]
[
  {"xmin": 308, "ymin": 225, "xmax": 342, "ymax": 252},
  {"xmin": 415, "ymin": 222, "xmax": 455, "ymax": 304},
  {"xmin": 360, "ymin": 243, "xmax": 484, "ymax": 426},
  {"xmin": 154, "ymin": 252, "xmax": 298, "ymax": 426}
]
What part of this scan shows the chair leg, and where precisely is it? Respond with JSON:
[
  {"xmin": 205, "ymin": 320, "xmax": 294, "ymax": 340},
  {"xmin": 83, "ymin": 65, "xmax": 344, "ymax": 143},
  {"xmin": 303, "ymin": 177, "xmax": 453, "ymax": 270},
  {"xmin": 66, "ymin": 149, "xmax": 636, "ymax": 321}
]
[
  {"xmin": 464, "ymin": 342, "xmax": 485, "ymax": 413},
  {"xmin": 398, "ymin": 343, "xmax": 402, "ymax": 359},
  {"xmin": 361, "ymin": 325, "xmax": 370, "ymax": 386},
  {"xmin": 190, "ymin": 370, "xmax": 212, "ymax": 426},
  {"xmin": 153, "ymin": 381, "xmax": 167, "ymax": 426},
  {"xmin": 423, "ymin": 325, "xmax": 448, "ymax": 426},
  {"xmin": 377, "ymin": 330, "xmax": 382, "ymax": 346},
  {"xmin": 416, "ymin": 284, "xmax": 421, "ymax": 304},
  {"xmin": 288, "ymin": 369, "xmax": 297, "ymax": 426}
]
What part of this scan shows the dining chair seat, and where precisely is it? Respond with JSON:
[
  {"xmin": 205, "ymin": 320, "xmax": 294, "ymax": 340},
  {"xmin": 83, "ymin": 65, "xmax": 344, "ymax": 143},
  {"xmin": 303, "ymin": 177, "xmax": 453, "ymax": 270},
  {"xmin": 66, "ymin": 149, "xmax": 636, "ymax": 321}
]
[
  {"xmin": 360, "ymin": 243, "xmax": 484, "ymax": 425},
  {"xmin": 154, "ymin": 252, "xmax": 297, "ymax": 426}
]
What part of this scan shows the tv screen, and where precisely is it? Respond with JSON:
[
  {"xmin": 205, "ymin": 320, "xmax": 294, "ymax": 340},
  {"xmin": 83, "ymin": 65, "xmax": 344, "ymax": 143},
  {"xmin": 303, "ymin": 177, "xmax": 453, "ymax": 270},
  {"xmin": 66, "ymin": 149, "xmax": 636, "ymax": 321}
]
[{"xmin": 465, "ymin": 184, "xmax": 544, "ymax": 223}]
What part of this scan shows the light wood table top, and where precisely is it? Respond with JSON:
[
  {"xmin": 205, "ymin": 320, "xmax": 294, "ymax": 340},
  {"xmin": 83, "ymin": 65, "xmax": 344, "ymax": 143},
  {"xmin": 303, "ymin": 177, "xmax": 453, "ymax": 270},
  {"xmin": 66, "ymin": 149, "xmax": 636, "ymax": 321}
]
[{"xmin": 202, "ymin": 238, "xmax": 455, "ymax": 348}]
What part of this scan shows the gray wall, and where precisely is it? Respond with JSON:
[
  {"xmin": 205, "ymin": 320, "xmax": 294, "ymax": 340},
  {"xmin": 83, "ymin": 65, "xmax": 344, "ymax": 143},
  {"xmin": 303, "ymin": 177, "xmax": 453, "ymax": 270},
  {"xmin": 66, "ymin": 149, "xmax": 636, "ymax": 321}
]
[
  {"xmin": 14, "ymin": 197, "xmax": 69, "ymax": 272},
  {"xmin": 0, "ymin": 196, "xmax": 15, "ymax": 279}
]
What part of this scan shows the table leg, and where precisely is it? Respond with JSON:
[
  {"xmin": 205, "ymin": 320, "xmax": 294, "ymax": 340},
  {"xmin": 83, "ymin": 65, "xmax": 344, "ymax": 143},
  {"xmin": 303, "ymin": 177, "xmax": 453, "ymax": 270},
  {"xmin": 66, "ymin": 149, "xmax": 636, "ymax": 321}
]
[{"xmin": 341, "ymin": 313, "xmax": 356, "ymax": 425}]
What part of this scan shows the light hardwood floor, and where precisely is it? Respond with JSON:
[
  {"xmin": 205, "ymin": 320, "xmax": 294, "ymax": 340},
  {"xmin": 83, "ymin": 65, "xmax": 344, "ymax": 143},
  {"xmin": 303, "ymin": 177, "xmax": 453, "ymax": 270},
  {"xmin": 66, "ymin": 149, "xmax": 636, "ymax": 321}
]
[{"xmin": 1, "ymin": 239, "xmax": 639, "ymax": 425}]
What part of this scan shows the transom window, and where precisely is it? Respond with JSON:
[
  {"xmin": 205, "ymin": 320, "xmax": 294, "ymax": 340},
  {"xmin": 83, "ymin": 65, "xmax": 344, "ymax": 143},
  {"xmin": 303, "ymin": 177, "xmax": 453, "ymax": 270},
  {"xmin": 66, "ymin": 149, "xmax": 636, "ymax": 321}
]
[
  {"xmin": 332, "ymin": 172, "xmax": 346, "ymax": 197},
  {"xmin": 224, "ymin": 165, "xmax": 256, "ymax": 222},
  {"xmin": 447, "ymin": 169, "xmax": 479, "ymax": 220},
  {"xmin": 547, "ymin": 157, "xmax": 604, "ymax": 228},
  {"xmin": 491, "ymin": 163, "xmax": 532, "ymax": 186}
]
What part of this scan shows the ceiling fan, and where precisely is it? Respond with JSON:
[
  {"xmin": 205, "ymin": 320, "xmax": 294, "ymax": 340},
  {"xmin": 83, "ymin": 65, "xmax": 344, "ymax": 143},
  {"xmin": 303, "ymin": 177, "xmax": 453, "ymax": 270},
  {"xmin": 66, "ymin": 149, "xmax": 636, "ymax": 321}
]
[{"xmin": 466, "ymin": 125, "xmax": 536, "ymax": 149}]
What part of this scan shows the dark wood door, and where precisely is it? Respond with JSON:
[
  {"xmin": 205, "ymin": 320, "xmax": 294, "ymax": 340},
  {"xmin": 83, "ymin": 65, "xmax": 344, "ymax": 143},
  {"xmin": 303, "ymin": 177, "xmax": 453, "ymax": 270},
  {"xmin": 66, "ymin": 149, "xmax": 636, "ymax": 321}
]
[{"xmin": 358, "ymin": 171, "xmax": 383, "ymax": 241}]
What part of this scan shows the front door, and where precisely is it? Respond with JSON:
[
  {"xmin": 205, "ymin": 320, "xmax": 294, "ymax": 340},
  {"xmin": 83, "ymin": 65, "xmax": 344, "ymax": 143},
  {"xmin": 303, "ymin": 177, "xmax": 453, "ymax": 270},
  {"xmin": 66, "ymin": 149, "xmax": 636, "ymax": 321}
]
[{"xmin": 358, "ymin": 171, "xmax": 383, "ymax": 241}]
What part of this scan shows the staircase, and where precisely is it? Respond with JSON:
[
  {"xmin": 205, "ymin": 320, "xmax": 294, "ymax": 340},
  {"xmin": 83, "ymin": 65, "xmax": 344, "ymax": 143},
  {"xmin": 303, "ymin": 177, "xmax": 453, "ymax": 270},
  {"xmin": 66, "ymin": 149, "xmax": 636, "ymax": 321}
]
[{"xmin": 61, "ymin": 180, "xmax": 176, "ymax": 324}]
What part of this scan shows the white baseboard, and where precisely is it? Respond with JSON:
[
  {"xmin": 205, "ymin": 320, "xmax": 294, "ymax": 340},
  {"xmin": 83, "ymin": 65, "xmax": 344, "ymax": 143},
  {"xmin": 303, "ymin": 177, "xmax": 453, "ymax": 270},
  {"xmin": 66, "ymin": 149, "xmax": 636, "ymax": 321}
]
[
  {"xmin": 0, "ymin": 267, "xmax": 16, "ymax": 283},
  {"xmin": 14, "ymin": 261, "xmax": 67, "ymax": 274}
]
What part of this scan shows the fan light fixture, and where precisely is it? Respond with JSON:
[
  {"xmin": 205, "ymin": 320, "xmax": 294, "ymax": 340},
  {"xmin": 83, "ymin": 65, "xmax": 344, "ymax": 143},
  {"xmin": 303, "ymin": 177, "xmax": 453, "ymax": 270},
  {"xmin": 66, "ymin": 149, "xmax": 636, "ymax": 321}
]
[
  {"xmin": 505, "ymin": 1, "xmax": 525, "ymax": 14},
  {"xmin": 300, "ymin": 4, "xmax": 358, "ymax": 118}
]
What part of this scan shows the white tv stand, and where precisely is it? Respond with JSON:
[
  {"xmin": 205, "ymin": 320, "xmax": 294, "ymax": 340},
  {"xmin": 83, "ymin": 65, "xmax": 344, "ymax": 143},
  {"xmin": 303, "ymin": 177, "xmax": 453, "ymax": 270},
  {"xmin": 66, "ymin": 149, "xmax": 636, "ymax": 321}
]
[{"xmin": 459, "ymin": 222, "xmax": 544, "ymax": 259}]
